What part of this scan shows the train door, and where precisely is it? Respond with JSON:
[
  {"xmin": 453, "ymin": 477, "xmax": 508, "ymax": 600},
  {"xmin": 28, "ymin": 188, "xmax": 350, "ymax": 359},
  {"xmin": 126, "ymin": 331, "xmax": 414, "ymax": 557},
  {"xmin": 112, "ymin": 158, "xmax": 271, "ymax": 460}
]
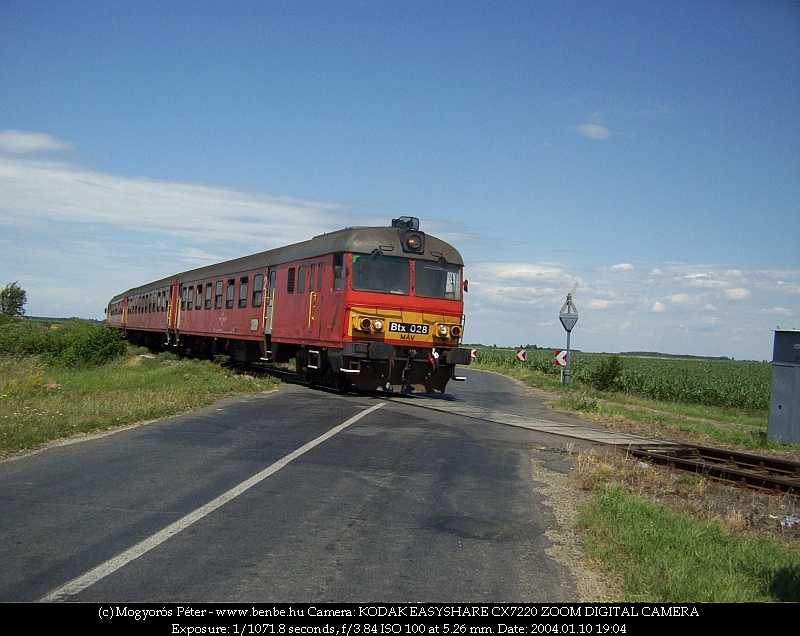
[
  {"xmin": 307, "ymin": 264, "xmax": 317, "ymax": 337},
  {"xmin": 308, "ymin": 261, "xmax": 324, "ymax": 340},
  {"xmin": 265, "ymin": 270, "xmax": 277, "ymax": 334},
  {"xmin": 177, "ymin": 285, "xmax": 184, "ymax": 331}
]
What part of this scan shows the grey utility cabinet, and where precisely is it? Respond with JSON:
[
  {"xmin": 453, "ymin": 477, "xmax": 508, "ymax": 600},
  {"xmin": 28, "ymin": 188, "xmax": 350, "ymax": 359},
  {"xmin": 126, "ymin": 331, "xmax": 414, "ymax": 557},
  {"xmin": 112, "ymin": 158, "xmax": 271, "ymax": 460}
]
[{"xmin": 768, "ymin": 330, "xmax": 800, "ymax": 445}]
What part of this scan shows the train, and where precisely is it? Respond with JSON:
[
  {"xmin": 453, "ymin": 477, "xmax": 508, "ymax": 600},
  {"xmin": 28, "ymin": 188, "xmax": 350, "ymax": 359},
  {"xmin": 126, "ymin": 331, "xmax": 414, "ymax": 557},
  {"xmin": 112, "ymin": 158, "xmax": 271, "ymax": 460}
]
[{"xmin": 106, "ymin": 217, "xmax": 472, "ymax": 393}]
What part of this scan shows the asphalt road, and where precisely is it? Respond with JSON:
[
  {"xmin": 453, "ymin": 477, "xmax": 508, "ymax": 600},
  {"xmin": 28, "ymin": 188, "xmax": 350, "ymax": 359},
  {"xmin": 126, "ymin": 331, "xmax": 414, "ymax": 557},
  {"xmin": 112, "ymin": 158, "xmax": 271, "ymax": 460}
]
[{"xmin": 0, "ymin": 368, "xmax": 591, "ymax": 602}]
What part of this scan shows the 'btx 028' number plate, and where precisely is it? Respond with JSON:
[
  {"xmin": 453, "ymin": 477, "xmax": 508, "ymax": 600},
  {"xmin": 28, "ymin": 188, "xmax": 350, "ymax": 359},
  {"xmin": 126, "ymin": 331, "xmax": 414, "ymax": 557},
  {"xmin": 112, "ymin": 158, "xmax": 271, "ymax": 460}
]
[{"xmin": 388, "ymin": 322, "xmax": 429, "ymax": 335}]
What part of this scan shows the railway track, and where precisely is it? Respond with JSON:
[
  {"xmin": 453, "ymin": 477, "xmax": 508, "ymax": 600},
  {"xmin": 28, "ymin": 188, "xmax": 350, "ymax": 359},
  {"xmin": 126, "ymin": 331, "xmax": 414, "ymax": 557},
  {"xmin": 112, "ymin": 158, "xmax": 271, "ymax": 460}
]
[
  {"xmin": 231, "ymin": 362, "xmax": 800, "ymax": 497},
  {"xmin": 626, "ymin": 444, "xmax": 800, "ymax": 497}
]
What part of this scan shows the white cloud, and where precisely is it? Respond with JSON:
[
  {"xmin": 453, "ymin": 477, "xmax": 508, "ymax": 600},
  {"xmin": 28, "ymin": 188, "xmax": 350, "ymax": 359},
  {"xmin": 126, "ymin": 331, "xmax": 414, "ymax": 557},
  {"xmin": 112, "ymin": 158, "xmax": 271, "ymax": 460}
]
[
  {"xmin": 667, "ymin": 293, "xmax": 691, "ymax": 305},
  {"xmin": 758, "ymin": 307, "xmax": 795, "ymax": 316},
  {"xmin": 465, "ymin": 259, "xmax": 799, "ymax": 359},
  {"xmin": 479, "ymin": 262, "xmax": 567, "ymax": 281},
  {"xmin": 0, "ymin": 133, "xmax": 362, "ymax": 321},
  {"xmin": 0, "ymin": 129, "xmax": 71, "ymax": 154},
  {"xmin": 684, "ymin": 273, "xmax": 729, "ymax": 288},
  {"xmin": 572, "ymin": 124, "xmax": 611, "ymax": 140},
  {"xmin": 725, "ymin": 287, "xmax": 752, "ymax": 300},
  {"xmin": 0, "ymin": 151, "xmax": 351, "ymax": 252}
]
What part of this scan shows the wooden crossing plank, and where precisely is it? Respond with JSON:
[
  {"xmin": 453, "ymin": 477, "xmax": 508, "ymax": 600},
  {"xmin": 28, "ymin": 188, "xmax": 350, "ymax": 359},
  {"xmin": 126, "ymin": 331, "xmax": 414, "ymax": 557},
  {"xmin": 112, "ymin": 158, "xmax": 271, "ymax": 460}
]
[{"xmin": 389, "ymin": 397, "xmax": 675, "ymax": 448}]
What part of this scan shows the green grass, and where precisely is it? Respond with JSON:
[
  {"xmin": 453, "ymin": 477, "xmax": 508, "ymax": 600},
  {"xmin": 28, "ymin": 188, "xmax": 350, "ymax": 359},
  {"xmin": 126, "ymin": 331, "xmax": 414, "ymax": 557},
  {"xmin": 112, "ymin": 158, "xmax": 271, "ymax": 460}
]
[
  {"xmin": 0, "ymin": 352, "xmax": 278, "ymax": 455},
  {"xmin": 578, "ymin": 484, "xmax": 800, "ymax": 601}
]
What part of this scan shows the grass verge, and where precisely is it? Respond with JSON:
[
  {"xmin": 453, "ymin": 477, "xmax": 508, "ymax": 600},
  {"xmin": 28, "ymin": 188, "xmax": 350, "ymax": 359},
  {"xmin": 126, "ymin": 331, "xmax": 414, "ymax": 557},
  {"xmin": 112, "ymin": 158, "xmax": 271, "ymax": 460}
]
[
  {"xmin": 577, "ymin": 483, "xmax": 800, "ymax": 601},
  {"xmin": 0, "ymin": 351, "xmax": 279, "ymax": 455},
  {"xmin": 471, "ymin": 360, "xmax": 790, "ymax": 454},
  {"xmin": 472, "ymin": 359, "xmax": 800, "ymax": 600}
]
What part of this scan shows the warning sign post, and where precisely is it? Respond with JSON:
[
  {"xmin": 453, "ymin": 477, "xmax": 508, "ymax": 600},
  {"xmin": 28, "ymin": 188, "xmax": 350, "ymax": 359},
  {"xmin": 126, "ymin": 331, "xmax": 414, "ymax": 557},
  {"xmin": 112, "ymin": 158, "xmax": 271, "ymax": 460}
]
[{"xmin": 558, "ymin": 284, "xmax": 579, "ymax": 386}]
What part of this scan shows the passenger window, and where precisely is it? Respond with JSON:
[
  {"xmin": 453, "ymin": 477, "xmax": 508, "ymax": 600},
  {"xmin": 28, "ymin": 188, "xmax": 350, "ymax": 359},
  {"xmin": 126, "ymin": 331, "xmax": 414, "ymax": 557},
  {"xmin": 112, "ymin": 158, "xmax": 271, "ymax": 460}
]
[
  {"xmin": 187, "ymin": 286, "xmax": 193, "ymax": 310},
  {"xmin": 239, "ymin": 277, "xmax": 248, "ymax": 308},
  {"xmin": 205, "ymin": 283, "xmax": 213, "ymax": 309},
  {"xmin": 196, "ymin": 285, "xmax": 203, "ymax": 310},
  {"xmin": 287, "ymin": 268, "xmax": 296, "ymax": 294},
  {"xmin": 317, "ymin": 262, "xmax": 323, "ymax": 292},
  {"xmin": 226, "ymin": 279, "xmax": 235, "ymax": 309},
  {"xmin": 215, "ymin": 281, "xmax": 223, "ymax": 309},
  {"xmin": 297, "ymin": 266, "xmax": 306, "ymax": 293},
  {"xmin": 253, "ymin": 274, "xmax": 264, "ymax": 307}
]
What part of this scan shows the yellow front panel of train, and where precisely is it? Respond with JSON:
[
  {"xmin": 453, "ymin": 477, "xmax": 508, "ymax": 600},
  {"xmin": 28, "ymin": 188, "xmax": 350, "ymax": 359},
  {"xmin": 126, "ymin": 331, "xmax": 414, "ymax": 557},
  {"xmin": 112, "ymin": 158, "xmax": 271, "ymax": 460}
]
[{"xmin": 347, "ymin": 306, "xmax": 462, "ymax": 345}]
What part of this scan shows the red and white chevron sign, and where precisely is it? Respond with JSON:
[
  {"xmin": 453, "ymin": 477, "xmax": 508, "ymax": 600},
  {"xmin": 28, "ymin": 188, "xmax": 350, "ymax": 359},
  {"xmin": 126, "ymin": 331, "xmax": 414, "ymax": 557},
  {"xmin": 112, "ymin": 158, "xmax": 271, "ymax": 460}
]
[
  {"xmin": 515, "ymin": 349, "xmax": 527, "ymax": 362},
  {"xmin": 555, "ymin": 350, "xmax": 567, "ymax": 366}
]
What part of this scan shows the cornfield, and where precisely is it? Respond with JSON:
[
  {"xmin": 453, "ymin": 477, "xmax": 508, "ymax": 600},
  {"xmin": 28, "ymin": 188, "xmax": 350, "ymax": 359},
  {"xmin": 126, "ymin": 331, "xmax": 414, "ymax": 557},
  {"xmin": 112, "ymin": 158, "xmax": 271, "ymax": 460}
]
[{"xmin": 473, "ymin": 348, "xmax": 772, "ymax": 412}]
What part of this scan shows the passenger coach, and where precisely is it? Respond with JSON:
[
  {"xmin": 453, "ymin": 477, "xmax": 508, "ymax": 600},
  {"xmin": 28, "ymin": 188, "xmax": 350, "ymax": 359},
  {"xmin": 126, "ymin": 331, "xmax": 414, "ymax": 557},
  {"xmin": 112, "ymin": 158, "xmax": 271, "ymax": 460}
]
[{"xmin": 107, "ymin": 218, "xmax": 471, "ymax": 393}]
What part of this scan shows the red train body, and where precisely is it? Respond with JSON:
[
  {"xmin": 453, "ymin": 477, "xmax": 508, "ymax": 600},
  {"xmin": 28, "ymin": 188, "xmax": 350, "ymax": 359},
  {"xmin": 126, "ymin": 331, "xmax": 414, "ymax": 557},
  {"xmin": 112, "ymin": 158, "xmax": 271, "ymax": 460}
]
[{"xmin": 107, "ymin": 218, "xmax": 471, "ymax": 392}]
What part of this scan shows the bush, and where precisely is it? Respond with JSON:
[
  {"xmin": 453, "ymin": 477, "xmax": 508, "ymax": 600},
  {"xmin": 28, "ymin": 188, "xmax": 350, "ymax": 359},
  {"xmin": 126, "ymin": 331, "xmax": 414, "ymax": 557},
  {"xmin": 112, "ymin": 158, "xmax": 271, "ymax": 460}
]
[
  {"xmin": 590, "ymin": 354, "xmax": 624, "ymax": 392},
  {"xmin": 54, "ymin": 322, "xmax": 128, "ymax": 366},
  {"xmin": 0, "ymin": 319, "xmax": 126, "ymax": 366}
]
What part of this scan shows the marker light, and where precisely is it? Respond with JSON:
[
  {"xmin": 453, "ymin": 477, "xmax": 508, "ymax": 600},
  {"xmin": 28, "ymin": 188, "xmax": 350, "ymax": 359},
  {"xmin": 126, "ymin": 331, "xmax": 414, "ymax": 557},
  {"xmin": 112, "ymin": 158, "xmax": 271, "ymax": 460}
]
[
  {"xmin": 359, "ymin": 317, "xmax": 372, "ymax": 331},
  {"xmin": 437, "ymin": 324, "xmax": 449, "ymax": 337},
  {"xmin": 373, "ymin": 319, "xmax": 384, "ymax": 332},
  {"xmin": 450, "ymin": 325, "xmax": 462, "ymax": 338}
]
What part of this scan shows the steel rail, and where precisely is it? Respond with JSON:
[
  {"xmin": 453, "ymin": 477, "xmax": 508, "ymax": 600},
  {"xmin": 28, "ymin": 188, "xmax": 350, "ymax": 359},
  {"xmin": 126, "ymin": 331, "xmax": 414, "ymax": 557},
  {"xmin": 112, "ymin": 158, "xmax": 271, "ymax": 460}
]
[
  {"xmin": 626, "ymin": 446, "xmax": 800, "ymax": 496},
  {"xmin": 678, "ymin": 443, "xmax": 800, "ymax": 478}
]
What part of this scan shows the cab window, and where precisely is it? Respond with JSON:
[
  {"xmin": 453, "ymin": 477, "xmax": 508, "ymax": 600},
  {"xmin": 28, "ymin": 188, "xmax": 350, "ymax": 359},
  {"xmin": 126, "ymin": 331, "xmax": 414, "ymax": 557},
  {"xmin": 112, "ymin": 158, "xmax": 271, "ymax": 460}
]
[
  {"xmin": 414, "ymin": 262, "xmax": 462, "ymax": 300},
  {"xmin": 351, "ymin": 254, "xmax": 410, "ymax": 294}
]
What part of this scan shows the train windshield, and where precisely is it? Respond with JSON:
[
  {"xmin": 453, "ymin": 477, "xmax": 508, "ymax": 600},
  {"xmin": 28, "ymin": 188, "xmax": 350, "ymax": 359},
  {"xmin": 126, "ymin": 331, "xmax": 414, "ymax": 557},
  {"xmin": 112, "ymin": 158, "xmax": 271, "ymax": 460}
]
[
  {"xmin": 414, "ymin": 262, "xmax": 462, "ymax": 300},
  {"xmin": 351, "ymin": 254, "xmax": 410, "ymax": 294}
]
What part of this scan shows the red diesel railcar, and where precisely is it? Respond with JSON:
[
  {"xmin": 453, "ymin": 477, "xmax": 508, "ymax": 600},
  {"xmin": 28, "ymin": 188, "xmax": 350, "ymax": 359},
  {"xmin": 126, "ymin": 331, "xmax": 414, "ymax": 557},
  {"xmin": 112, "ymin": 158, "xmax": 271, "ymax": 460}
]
[{"xmin": 107, "ymin": 218, "xmax": 471, "ymax": 392}]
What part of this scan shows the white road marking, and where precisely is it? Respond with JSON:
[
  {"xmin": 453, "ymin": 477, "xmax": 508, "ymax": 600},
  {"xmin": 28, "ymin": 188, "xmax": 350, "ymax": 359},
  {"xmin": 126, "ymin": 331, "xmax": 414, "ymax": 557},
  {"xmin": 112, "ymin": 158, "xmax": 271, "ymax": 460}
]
[{"xmin": 40, "ymin": 402, "xmax": 385, "ymax": 602}]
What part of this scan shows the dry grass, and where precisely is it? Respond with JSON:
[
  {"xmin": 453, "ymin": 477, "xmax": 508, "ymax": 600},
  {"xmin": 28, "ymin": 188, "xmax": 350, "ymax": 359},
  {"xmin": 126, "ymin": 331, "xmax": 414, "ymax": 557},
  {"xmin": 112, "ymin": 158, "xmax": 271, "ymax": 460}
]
[{"xmin": 571, "ymin": 448, "xmax": 800, "ymax": 544}]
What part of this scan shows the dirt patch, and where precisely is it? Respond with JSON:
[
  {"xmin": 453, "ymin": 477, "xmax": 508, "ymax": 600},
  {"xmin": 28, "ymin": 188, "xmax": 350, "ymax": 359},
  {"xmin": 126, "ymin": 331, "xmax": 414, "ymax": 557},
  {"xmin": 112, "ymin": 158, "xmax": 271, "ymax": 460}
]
[{"xmin": 530, "ymin": 447, "xmax": 621, "ymax": 601}]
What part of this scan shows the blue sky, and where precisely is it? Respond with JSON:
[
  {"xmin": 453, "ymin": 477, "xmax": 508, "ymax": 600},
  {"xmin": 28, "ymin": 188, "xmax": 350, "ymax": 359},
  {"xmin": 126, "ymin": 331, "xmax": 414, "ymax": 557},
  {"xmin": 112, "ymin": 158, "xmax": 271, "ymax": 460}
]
[{"xmin": 1, "ymin": 1, "xmax": 798, "ymax": 360}]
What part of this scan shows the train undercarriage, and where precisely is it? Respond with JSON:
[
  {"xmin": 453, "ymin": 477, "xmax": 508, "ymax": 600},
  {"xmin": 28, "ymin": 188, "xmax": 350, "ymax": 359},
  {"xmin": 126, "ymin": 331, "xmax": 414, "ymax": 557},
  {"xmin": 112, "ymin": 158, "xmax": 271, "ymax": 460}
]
[
  {"xmin": 293, "ymin": 343, "xmax": 470, "ymax": 393},
  {"xmin": 123, "ymin": 328, "xmax": 471, "ymax": 394}
]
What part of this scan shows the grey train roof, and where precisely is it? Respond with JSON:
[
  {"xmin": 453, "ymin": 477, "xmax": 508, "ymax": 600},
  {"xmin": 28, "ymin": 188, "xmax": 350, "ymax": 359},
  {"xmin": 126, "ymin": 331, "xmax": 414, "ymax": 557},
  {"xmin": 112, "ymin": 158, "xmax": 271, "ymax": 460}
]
[{"xmin": 114, "ymin": 226, "xmax": 463, "ymax": 300}]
